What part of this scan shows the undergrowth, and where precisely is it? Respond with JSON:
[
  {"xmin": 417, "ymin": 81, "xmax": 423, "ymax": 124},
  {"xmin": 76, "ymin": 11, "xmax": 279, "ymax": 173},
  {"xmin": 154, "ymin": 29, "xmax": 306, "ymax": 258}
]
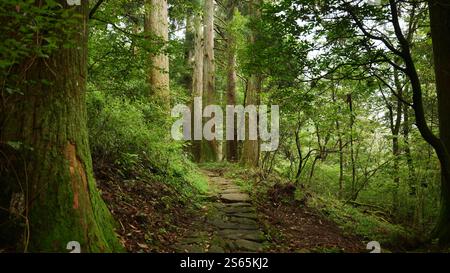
[
  {"xmin": 205, "ymin": 162, "xmax": 424, "ymax": 252},
  {"xmin": 85, "ymin": 90, "xmax": 208, "ymax": 252},
  {"xmin": 86, "ymin": 90, "xmax": 208, "ymax": 199},
  {"xmin": 307, "ymin": 195, "xmax": 417, "ymax": 251}
]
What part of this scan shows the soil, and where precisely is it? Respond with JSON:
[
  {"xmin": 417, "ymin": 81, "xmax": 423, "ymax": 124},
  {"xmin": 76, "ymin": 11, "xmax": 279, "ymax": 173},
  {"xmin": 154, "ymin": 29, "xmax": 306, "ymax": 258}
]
[
  {"xmin": 95, "ymin": 164, "xmax": 197, "ymax": 253},
  {"xmin": 257, "ymin": 200, "xmax": 365, "ymax": 252}
]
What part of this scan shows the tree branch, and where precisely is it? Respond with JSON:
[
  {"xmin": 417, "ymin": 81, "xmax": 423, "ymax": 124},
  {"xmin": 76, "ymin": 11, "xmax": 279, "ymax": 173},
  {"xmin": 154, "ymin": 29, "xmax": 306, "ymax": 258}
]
[{"xmin": 89, "ymin": 0, "xmax": 106, "ymax": 19}]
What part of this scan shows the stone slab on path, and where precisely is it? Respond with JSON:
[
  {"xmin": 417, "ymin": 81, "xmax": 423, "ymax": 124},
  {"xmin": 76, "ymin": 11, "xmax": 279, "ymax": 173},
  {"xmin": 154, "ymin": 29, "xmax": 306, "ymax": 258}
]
[
  {"xmin": 218, "ymin": 229, "xmax": 266, "ymax": 242},
  {"xmin": 208, "ymin": 219, "xmax": 260, "ymax": 230},
  {"xmin": 234, "ymin": 239, "xmax": 264, "ymax": 252},
  {"xmin": 176, "ymin": 168, "xmax": 267, "ymax": 253},
  {"xmin": 228, "ymin": 212, "xmax": 258, "ymax": 219},
  {"xmin": 220, "ymin": 193, "xmax": 250, "ymax": 203},
  {"xmin": 221, "ymin": 188, "xmax": 242, "ymax": 194},
  {"xmin": 226, "ymin": 216, "xmax": 259, "ymax": 226}
]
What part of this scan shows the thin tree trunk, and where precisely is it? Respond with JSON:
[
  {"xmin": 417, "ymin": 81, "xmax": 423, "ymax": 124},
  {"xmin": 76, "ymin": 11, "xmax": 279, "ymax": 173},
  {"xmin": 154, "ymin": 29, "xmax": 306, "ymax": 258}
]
[
  {"xmin": 337, "ymin": 123, "xmax": 344, "ymax": 197},
  {"xmin": 347, "ymin": 93, "xmax": 356, "ymax": 196},
  {"xmin": 332, "ymin": 90, "xmax": 344, "ymax": 198},
  {"xmin": 308, "ymin": 155, "xmax": 320, "ymax": 184},
  {"xmin": 392, "ymin": 69, "xmax": 403, "ymax": 216},
  {"xmin": 402, "ymin": 91, "xmax": 415, "ymax": 190},
  {"xmin": 295, "ymin": 122, "xmax": 303, "ymax": 184}
]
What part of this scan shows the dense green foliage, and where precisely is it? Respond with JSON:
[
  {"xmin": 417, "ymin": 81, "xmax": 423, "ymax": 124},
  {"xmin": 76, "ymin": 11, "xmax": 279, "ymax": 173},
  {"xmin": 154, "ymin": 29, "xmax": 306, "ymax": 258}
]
[
  {"xmin": 86, "ymin": 0, "xmax": 207, "ymax": 199},
  {"xmin": 1, "ymin": 0, "xmax": 449, "ymax": 252},
  {"xmin": 250, "ymin": 0, "xmax": 444, "ymax": 240},
  {"xmin": 81, "ymin": 0, "xmax": 450, "ymax": 249}
]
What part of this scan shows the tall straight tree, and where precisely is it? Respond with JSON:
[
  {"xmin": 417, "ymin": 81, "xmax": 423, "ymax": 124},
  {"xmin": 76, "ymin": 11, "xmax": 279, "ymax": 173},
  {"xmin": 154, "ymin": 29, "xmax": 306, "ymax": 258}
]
[
  {"xmin": 191, "ymin": 3, "xmax": 204, "ymax": 162},
  {"xmin": 145, "ymin": 0, "xmax": 170, "ymax": 109},
  {"xmin": 225, "ymin": 0, "xmax": 239, "ymax": 162},
  {"xmin": 184, "ymin": 12, "xmax": 195, "ymax": 92},
  {"xmin": 429, "ymin": 0, "xmax": 450, "ymax": 246},
  {"xmin": 241, "ymin": 0, "xmax": 261, "ymax": 167},
  {"xmin": 202, "ymin": 0, "xmax": 219, "ymax": 161},
  {"xmin": 0, "ymin": 1, "xmax": 121, "ymax": 252}
]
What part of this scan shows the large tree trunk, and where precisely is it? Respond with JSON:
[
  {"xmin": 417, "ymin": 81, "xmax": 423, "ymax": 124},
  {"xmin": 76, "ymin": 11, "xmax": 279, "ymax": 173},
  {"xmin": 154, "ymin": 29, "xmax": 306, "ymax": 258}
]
[
  {"xmin": 145, "ymin": 0, "xmax": 170, "ymax": 109},
  {"xmin": 191, "ymin": 8, "xmax": 204, "ymax": 162},
  {"xmin": 241, "ymin": 76, "xmax": 261, "ymax": 167},
  {"xmin": 241, "ymin": 0, "xmax": 261, "ymax": 167},
  {"xmin": 0, "ymin": 1, "xmax": 121, "ymax": 252},
  {"xmin": 386, "ymin": 0, "xmax": 450, "ymax": 244},
  {"xmin": 184, "ymin": 13, "xmax": 195, "ymax": 92},
  {"xmin": 225, "ymin": 0, "xmax": 238, "ymax": 162},
  {"xmin": 202, "ymin": 0, "xmax": 219, "ymax": 161},
  {"xmin": 429, "ymin": 0, "xmax": 450, "ymax": 246}
]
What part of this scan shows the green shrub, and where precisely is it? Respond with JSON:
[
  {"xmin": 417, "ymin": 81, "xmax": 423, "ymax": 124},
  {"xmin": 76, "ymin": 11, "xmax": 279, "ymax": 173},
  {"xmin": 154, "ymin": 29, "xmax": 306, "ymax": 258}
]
[
  {"xmin": 86, "ymin": 90, "xmax": 207, "ymax": 197},
  {"xmin": 308, "ymin": 194, "xmax": 416, "ymax": 250}
]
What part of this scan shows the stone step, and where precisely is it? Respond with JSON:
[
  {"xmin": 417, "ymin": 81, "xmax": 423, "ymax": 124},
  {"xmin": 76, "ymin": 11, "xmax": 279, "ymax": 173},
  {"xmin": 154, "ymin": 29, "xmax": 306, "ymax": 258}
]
[
  {"xmin": 175, "ymin": 170, "xmax": 267, "ymax": 253},
  {"xmin": 220, "ymin": 193, "xmax": 250, "ymax": 203},
  {"xmin": 208, "ymin": 219, "xmax": 260, "ymax": 230},
  {"xmin": 226, "ymin": 239, "xmax": 264, "ymax": 252},
  {"xmin": 221, "ymin": 188, "xmax": 242, "ymax": 194},
  {"xmin": 218, "ymin": 229, "xmax": 265, "ymax": 242},
  {"xmin": 227, "ymin": 212, "xmax": 258, "ymax": 219},
  {"xmin": 226, "ymin": 216, "xmax": 258, "ymax": 226}
]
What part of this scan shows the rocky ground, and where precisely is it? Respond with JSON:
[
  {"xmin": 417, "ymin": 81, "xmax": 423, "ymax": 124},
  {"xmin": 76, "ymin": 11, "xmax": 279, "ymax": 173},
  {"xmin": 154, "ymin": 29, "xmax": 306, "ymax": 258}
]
[{"xmin": 174, "ymin": 170, "xmax": 268, "ymax": 252}]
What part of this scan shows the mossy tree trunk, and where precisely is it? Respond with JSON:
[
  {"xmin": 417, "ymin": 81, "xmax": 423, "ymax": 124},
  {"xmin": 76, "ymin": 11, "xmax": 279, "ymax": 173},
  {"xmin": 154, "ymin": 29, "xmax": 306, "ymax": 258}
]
[
  {"xmin": 241, "ymin": 0, "xmax": 261, "ymax": 168},
  {"xmin": 191, "ymin": 7, "xmax": 204, "ymax": 162},
  {"xmin": 225, "ymin": 0, "xmax": 238, "ymax": 162},
  {"xmin": 241, "ymin": 76, "xmax": 261, "ymax": 167},
  {"xmin": 0, "ymin": 0, "xmax": 122, "ymax": 252},
  {"xmin": 202, "ymin": 0, "xmax": 219, "ymax": 162}
]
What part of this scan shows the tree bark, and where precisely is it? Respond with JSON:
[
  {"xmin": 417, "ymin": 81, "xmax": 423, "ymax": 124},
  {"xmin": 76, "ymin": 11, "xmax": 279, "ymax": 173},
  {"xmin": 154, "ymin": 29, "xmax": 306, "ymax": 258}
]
[
  {"xmin": 332, "ymin": 90, "xmax": 344, "ymax": 198},
  {"xmin": 429, "ymin": 0, "xmax": 450, "ymax": 246},
  {"xmin": 402, "ymin": 92, "xmax": 415, "ymax": 191},
  {"xmin": 202, "ymin": 0, "xmax": 219, "ymax": 162},
  {"xmin": 0, "ymin": 1, "xmax": 122, "ymax": 252},
  {"xmin": 145, "ymin": 0, "xmax": 170, "ymax": 109},
  {"xmin": 391, "ymin": 69, "xmax": 403, "ymax": 216},
  {"xmin": 347, "ymin": 93, "xmax": 356, "ymax": 196},
  {"xmin": 241, "ymin": 0, "xmax": 261, "ymax": 167},
  {"xmin": 226, "ymin": 0, "xmax": 238, "ymax": 162},
  {"xmin": 184, "ymin": 12, "xmax": 195, "ymax": 92},
  {"xmin": 241, "ymin": 75, "xmax": 261, "ymax": 167},
  {"xmin": 295, "ymin": 123, "xmax": 303, "ymax": 183},
  {"xmin": 191, "ymin": 8, "xmax": 204, "ymax": 162}
]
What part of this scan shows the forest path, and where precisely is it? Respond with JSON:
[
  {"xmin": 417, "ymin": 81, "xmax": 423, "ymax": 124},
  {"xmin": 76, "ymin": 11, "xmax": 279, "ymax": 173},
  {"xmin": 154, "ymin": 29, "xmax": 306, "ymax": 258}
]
[{"xmin": 174, "ymin": 169, "xmax": 267, "ymax": 253}]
